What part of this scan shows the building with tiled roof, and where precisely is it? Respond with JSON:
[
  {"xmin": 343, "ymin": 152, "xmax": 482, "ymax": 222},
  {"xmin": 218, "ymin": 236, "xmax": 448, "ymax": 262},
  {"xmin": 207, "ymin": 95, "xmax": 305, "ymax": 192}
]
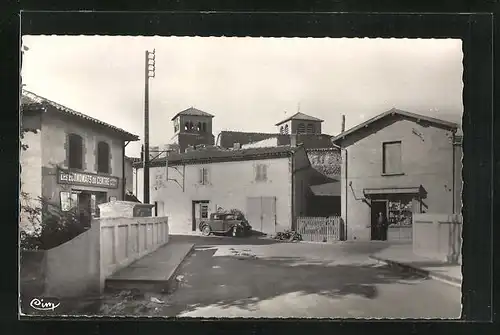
[
  {"xmin": 332, "ymin": 108, "xmax": 462, "ymax": 242},
  {"xmin": 133, "ymin": 144, "xmax": 318, "ymax": 235},
  {"xmin": 20, "ymin": 91, "xmax": 140, "ymax": 231}
]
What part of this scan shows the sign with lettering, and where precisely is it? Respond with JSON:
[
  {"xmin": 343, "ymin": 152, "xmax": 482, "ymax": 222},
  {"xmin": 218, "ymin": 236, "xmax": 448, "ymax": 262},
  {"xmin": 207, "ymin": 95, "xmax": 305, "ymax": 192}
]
[{"xmin": 58, "ymin": 170, "xmax": 119, "ymax": 189}]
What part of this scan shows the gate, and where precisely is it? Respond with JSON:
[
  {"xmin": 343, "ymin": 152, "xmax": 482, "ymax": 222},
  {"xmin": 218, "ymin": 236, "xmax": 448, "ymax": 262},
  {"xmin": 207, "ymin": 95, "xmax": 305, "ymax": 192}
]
[
  {"xmin": 246, "ymin": 196, "xmax": 276, "ymax": 234},
  {"xmin": 297, "ymin": 216, "xmax": 342, "ymax": 242}
]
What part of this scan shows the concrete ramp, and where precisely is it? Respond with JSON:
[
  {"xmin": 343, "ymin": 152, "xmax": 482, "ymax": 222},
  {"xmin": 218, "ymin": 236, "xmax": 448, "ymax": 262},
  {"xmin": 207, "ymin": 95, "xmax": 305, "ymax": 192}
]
[{"xmin": 105, "ymin": 242, "xmax": 194, "ymax": 293}]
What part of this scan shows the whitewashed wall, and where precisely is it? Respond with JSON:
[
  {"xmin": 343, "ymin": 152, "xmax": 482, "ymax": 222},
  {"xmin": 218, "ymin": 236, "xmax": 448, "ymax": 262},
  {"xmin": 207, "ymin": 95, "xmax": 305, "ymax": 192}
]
[{"xmin": 135, "ymin": 157, "xmax": 292, "ymax": 234}]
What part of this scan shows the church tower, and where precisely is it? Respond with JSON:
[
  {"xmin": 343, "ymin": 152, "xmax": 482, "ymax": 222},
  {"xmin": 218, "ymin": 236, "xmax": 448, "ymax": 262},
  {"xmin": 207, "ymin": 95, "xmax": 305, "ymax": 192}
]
[{"xmin": 170, "ymin": 107, "xmax": 215, "ymax": 153}]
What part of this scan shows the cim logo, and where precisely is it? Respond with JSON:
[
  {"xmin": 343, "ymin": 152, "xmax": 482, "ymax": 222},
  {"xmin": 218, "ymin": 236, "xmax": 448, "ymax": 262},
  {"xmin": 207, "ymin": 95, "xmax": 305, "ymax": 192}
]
[{"xmin": 29, "ymin": 298, "xmax": 60, "ymax": 311}]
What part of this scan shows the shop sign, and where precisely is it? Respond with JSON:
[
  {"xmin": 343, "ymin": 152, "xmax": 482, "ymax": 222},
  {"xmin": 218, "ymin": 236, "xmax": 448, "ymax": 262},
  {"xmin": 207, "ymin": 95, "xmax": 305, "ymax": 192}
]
[{"xmin": 58, "ymin": 170, "xmax": 119, "ymax": 189}]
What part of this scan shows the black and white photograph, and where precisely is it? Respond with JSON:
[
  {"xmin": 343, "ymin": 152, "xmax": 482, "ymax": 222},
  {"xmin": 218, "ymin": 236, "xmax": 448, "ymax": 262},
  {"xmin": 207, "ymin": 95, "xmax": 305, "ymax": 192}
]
[{"xmin": 19, "ymin": 35, "xmax": 463, "ymax": 319}]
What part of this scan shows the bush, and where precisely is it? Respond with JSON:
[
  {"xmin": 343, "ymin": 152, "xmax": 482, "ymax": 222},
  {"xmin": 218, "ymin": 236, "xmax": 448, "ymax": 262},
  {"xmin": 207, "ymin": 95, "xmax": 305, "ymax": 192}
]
[{"xmin": 20, "ymin": 194, "xmax": 88, "ymax": 251}]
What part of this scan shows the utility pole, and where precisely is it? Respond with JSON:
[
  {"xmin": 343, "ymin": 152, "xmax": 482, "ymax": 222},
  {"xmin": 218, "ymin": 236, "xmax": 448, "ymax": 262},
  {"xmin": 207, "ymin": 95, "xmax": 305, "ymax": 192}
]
[{"xmin": 143, "ymin": 49, "xmax": 156, "ymax": 204}]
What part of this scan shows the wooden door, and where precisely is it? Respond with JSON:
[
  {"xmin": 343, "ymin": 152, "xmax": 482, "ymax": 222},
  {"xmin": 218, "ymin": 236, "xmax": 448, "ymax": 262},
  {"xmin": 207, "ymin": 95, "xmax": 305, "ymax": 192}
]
[{"xmin": 260, "ymin": 197, "xmax": 276, "ymax": 235}]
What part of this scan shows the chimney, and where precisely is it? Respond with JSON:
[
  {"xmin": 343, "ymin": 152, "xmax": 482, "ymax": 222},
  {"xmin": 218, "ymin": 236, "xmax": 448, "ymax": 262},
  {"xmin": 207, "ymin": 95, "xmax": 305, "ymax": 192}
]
[
  {"xmin": 341, "ymin": 115, "xmax": 346, "ymax": 132},
  {"xmin": 290, "ymin": 134, "xmax": 297, "ymax": 147}
]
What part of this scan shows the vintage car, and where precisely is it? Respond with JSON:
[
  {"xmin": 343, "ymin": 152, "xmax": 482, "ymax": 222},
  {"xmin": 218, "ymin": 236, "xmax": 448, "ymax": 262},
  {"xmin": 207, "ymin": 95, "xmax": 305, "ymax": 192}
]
[{"xmin": 199, "ymin": 212, "xmax": 252, "ymax": 237}]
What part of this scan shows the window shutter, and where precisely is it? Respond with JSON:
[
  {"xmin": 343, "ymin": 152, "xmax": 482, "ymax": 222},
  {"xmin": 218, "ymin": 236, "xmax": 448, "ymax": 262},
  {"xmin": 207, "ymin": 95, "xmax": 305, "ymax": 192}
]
[
  {"xmin": 262, "ymin": 165, "xmax": 268, "ymax": 181},
  {"xmin": 199, "ymin": 168, "xmax": 203, "ymax": 184},
  {"xmin": 82, "ymin": 136, "xmax": 87, "ymax": 170},
  {"xmin": 109, "ymin": 142, "xmax": 113, "ymax": 174},
  {"xmin": 64, "ymin": 133, "xmax": 69, "ymax": 167},
  {"xmin": 255, "ymin": 165, "xmax": 261, "ymax": 181},
  {"xmin": 203, "ymin": 168, "xmax": 209, "ymax": 184},
  {"xmin": 94, "ymin": 141, "xmax": 98, "ymax": 172}
]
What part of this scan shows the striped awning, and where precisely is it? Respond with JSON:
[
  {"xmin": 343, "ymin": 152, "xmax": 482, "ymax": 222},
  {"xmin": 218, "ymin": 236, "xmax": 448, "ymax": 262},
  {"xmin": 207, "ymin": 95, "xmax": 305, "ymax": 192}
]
[{"xmin": 363, "ymin": 187, "xmax": 421, "ymax": 195}]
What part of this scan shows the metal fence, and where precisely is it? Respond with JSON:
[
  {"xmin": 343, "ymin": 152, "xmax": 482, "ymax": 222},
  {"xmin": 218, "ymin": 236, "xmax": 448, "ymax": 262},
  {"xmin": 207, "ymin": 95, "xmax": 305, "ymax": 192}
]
[{"xmin": 297, "ymin": 216, "xmax": 343, "ymax": 242}]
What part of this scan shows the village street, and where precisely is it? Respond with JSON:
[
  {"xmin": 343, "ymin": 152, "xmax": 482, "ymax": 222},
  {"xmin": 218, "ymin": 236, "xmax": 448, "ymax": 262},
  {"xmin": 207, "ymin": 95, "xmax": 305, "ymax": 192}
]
[{"xmin": 99, "ymin": 235, "xmax": 462, "ymax": 318}]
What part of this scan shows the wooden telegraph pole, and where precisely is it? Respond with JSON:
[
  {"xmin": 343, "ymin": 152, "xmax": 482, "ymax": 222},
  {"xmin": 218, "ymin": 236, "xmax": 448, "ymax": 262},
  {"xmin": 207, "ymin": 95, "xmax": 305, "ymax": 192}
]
[{"xmin": 143, "ymin": 49, "xmax": 155, "ymax": 204}]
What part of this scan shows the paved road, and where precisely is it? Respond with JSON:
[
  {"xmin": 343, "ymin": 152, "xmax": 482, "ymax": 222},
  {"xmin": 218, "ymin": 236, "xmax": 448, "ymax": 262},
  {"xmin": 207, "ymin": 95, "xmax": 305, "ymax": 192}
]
[{"xmin": 100, "ymin": 235, "xmax": 462, "ymax": 319}]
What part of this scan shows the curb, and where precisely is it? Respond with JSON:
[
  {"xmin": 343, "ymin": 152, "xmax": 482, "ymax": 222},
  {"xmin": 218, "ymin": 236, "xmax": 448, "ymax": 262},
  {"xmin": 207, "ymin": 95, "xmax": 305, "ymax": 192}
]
[
  {"xmin": 370, "ymin": 255, "xmax": 462, "ymax": 288},
  {"xmin": 164, "ymin": 243, "xmax": 195, "ymax": 292}
]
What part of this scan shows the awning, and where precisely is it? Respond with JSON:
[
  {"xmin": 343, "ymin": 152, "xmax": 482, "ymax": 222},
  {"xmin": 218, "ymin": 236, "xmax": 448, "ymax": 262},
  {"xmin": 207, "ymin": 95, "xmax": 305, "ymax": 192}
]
[
  {"xmin": 310, "ymin": 182, "xmax": 341, "ymax": 197},
  {"xmin": 363, "ymin": 186, "xmax": 421, "ymax": 196}
]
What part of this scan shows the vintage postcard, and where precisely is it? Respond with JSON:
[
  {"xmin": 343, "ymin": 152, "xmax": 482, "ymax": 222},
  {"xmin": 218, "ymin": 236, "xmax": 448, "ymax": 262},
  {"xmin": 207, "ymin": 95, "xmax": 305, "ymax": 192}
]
[{"xmin": 19, "ymin": 36, "xmax": 463, "ymax": 318}]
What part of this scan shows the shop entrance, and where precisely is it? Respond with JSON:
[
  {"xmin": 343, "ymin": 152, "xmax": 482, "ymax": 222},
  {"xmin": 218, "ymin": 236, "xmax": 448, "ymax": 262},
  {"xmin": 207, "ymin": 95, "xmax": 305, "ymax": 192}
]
[
  {"xmin": 370, "ymin": 200, "xmax": 387, "ymax": 241},
  {"xmin": 192, "ymin": 200, "xmax": 210, "ymax": 231},
  {"xmin": 76, "ymin": 191, "xmax": 107, "ymax": 227}
]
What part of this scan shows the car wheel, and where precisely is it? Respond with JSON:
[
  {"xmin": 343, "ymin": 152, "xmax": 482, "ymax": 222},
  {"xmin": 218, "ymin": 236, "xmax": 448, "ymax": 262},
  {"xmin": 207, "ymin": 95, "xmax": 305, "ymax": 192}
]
[{"xmin": 202, "ymin": 225, "xmax": 211, "ymax": 236}]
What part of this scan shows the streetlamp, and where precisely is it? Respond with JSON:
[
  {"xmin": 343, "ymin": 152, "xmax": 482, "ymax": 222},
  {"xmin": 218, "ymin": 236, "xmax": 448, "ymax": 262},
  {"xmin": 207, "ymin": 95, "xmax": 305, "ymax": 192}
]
[{"xmin": 143, "ymin": 49, "xmax": 155, "ymax": 204}]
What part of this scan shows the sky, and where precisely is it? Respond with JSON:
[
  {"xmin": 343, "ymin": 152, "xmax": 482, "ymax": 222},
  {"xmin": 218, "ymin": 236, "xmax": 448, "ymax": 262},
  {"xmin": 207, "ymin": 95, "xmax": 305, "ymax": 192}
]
[{"xmin": 21, "ymin": 36, "xmax": 463, "ymax": 157}]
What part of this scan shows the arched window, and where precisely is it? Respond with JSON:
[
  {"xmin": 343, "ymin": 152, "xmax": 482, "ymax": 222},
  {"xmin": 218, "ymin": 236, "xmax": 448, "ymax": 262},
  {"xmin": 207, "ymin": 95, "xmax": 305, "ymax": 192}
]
[
  {"xmin": 196, "ymin": 122, "xmax": 202, "ymax": 132},
  {"xmin": 297, "ymin": 123, "xmax": 305, "ymax": 134},
  {"xmin": 189, "ymin": 121, "xmax": 194, "ymax": 130},
  {"xmin": 284, "ymin": 124, "xmax": 289, "ymax": 134},
  {"xmin": 97, "ymin": 141, "xmax": 110, "ymax": 173},
  {"xmin": 280, "ymin": 126, "xmax": 284, "ymax": 134},
  {"xmin": 306, "ymin": 123, "xmax": 314, "ymax": 133},
  {"xmin": 202, "ymin": 122, "xmax": 207, "ymax": 132},
  {"xmin": 68, "ymin": 133, "xmax": 83, "ymax": 169},
  {"xmin": 184, "ymin": 122, "xmax": 190, "ymax": 131}
]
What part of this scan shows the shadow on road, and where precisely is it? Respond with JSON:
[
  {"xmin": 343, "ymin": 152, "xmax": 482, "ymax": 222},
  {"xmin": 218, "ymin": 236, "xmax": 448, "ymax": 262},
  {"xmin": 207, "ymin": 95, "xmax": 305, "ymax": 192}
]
[
  {"xmin": 98, "ymin": 246, "xmax": 429, "ymax": 316},
  {"xmin": 169, "ymin": 234, "xmax": 283, "ymax": 246}
]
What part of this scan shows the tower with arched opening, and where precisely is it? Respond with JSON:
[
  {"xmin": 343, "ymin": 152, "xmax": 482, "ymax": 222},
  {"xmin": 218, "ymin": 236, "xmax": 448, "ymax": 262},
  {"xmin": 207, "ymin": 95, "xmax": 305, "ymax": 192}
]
[{"xmin": 171, "ymin": 107, "xmax": 215, "ymax": 153}]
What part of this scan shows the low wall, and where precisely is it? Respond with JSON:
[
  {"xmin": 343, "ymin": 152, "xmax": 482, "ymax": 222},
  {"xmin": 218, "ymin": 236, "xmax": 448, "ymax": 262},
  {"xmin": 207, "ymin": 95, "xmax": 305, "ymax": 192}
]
[
  {"xmin": 20, "ymin": 216, "xmax": 169, "ymax": 301},
  {"xmin": 387, "ymin": 226, "xmax": 412, "ymax": 241},
  {"xmin": 98, "ymin": 216, "xmax": 169, "ymax": 282},
  {"xmin": 413, "ymin": 213, "xmax": 462, "ymax": 263},
  {"xmin": 44, "ymin": 222, "xmax": 101, "ymax": 298}
]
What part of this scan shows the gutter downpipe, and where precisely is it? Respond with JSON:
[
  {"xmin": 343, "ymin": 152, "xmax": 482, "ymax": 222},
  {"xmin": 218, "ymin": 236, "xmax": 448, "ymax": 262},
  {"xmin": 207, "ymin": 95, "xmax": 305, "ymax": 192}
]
[
  {"xmin": 122, "ymin": 141, "xmax": 131, "ymax": 200},
  {"xmin": 331, "ymin": 141, "xmax": 347, "ymax": 241},
  {"xmin": 452, "ymin": 130, "xmax": 456, "ymax": 214}
]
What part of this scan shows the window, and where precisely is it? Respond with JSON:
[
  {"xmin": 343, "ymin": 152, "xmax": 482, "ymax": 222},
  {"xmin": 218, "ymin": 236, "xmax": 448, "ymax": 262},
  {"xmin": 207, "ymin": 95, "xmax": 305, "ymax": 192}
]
[
  {"xmin": 60, "ymin": 191, "xmax": 78, "ymax": 211},
  {"xmin": 202, "ymin": 122, "xmax": 207, "ymax": 132},
  {"xmin": 196, "ymin": 122, "xmax": 202, "ymax": 131},
  {"xmin": 199, "ymin": 167, "xmax": 210, "ymax": 185},
  {"xmin": 184, "ymin": 122, "xmax": 190, "ymax": 131},
  {"xmin": 306, "ymin": 123, "xmax": 314, "ymax": 133},
  {"xmin": 68, "ymin": 133, "xmax": 83, "ymax": 169},
  {"xmin": 382, "ymin": 141, "xmax": 402, "ymax": 174},
  {"xmin": 255, "ymin": 164, "xmax": 268, "ymax": 182},
  {"xmin": 174, "ymin": 118, "xmax": 180, "ymax": 133},
  {"xmin": 201, "ymin": 204, "xmax": 208, "ymax": 219},
  {"xmin": 297, "ymin": 123, "xmax": 305, "ymax": 134},
  {"xmin": 284, "ymin": 124, "xmax": 289, "ymax": 134},
  {"xmin": 280, "ymin": 126, "xmax": 284, "ymax": 134},
  {"xmin": 97, "ymin": 141, "xmax": 110, "ymax": 173},
  {"xmin": 388, "ymin": 198, "xmax": 413, "ymax": 226}
]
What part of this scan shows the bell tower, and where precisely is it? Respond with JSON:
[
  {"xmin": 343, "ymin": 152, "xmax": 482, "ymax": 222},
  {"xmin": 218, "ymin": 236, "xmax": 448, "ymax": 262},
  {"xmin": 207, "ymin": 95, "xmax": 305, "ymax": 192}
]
[{"xmin": 170, "ymin": 107, "xmax": 215, "ymax": 153}]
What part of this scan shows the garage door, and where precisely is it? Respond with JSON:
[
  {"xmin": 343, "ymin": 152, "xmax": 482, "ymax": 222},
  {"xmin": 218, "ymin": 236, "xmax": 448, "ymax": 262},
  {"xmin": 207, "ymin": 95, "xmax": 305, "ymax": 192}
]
[{"xmin": 246, "ymin": 196, "xmax": 276, "ymax": 234}]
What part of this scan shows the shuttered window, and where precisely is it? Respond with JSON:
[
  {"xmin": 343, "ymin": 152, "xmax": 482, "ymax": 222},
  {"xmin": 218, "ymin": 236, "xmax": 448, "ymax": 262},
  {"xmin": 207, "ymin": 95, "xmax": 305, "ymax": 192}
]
[
  {"xmin": 199, "ymin": 167, "xmax": 209, "ymax": 185},
  {"xmin": 97, "ymin": 141, "xmax": 110, "ymax": 173},
  {"xmin": 68, "ymin": 133, "xmax": 83, "ymax": 169},
  {"xmin": 255, "ymin": 164, "xmax": 268, "ymax": 182},
  {"xmin": 383, "ymin": 141, "xmax": 402, "ymax": 174}
]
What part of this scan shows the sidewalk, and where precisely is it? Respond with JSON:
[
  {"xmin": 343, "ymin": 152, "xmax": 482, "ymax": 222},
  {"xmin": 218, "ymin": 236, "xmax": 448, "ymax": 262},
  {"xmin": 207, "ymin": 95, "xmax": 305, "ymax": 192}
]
[
  {"xmin": 370, "ymin": 244, "xmax": 462, "ymax": 288},
  {"xmin": 105, "ymin": 241, "xmax": 195, "ymax": 293}
]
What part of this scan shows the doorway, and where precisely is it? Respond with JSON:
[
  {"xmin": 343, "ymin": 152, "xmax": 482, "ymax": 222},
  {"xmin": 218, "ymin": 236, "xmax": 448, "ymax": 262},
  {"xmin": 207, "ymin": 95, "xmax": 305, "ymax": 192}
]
[
  {"xmin": 192, "ymin": 200, "xmax": 210, "ymax": 231},
  {"xmin": 371, "ymin": 200, "xmax": 387, "ymax": 241}
]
